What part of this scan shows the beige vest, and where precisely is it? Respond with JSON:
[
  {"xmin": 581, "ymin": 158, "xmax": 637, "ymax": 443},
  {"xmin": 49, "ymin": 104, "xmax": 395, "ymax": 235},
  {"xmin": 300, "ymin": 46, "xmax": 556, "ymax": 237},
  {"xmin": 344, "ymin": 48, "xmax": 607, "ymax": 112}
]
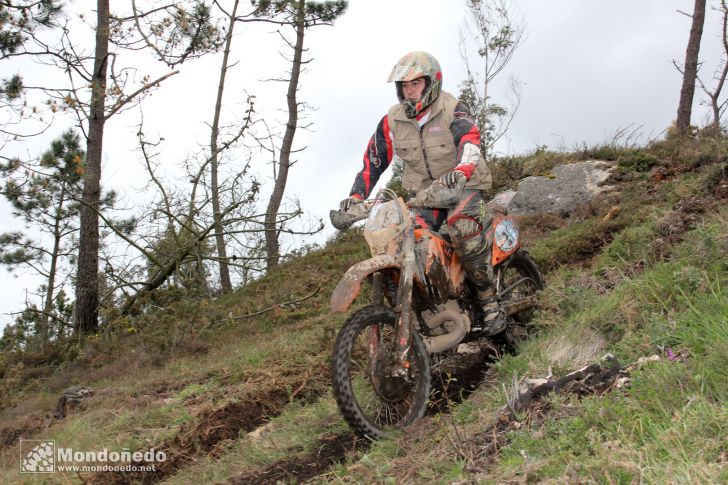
[{"xmin": 387, "ymin": 91, "xmax": 492, "ymax": 194}]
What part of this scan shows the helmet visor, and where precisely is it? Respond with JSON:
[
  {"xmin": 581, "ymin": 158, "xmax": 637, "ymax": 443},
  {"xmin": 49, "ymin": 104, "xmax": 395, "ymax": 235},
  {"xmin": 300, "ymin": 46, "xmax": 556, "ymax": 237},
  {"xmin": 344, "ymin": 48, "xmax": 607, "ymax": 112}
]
[{"xmin": 387, "ymin": 51, "xmax": 441, "ymax": 83}]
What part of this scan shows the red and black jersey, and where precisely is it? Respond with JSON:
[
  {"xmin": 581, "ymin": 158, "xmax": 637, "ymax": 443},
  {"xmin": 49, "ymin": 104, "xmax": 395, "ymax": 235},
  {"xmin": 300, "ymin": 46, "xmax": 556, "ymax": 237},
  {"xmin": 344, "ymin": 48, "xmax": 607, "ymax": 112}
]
[{"xmin": 349, "ymin": 101, "xmax": 482, "ymax": 200}]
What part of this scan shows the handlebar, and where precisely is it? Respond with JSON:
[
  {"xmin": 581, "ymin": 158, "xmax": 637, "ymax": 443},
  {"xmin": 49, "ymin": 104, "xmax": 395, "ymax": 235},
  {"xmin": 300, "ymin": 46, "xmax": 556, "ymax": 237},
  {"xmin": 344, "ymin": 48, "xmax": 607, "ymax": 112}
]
[
  {"xmin": 329, "ymin": 177, "xmax": 467, "ymax": 231},
  {"xmin": 329, "ymin": 200, "xmax": 372, "ymax": 231}
]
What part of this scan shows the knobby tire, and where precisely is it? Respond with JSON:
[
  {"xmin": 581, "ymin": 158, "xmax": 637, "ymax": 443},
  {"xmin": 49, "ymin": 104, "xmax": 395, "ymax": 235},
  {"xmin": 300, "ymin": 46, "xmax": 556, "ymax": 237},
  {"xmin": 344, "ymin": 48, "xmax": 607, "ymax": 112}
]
[{"xmin": 331, "ymin": 305, "xmax": 431, "ymax": 440}]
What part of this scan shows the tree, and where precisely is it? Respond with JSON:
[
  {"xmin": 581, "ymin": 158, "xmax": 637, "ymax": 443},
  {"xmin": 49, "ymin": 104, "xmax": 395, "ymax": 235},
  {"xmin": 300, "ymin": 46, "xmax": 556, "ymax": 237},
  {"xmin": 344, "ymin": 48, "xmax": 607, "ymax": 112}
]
[
  {"xmin": 0, "ymin": 1, "xmax": 62, "ymax": 54},
  {"xmin": 258, "ymin": 0, "xmax": 347, "ymax": 270},
  {"xmin": 75, "ymin": 1, "xmax": 224, "ymax": 333},
  {"xmin": 73, "ymin": 0, "xmax": 111, "ymax": 336},
  {"xmin": 90, "ymin": 0, "xmax": 342, "ymax": 312},
  {"xmin": 458, "ymin": 0, "xmax": 524, "ymax": 161},
  {"xmin": 187, "ymin": 0, "xmax": 343, "ymax": 290},
  {"xmin": 207, "ymin": 0, "xmax": 242, "ymax": 293},
  {"xmin": 0, "ymin": 0, "xmax": 64, "ymax": 143},
  {"xmin": 0, "ymin": 1, "xmax": 222, "ymax": 334},
  {"xmin": 0, "ymin": 130, "xmax": 84, "ymax": 347},
  {"xmin": 102, "ymin": 108, "xmax": 261, "ymax": 315},
  {"xmin": 675, "ymin": 0, "xmax": 707, "ymax": 135},
  {"xmin": 145, "ymin": 220, "xmax": 214, "ymax": 292},
  {"xmin": 696, "ymin": 0, "xmax": 728, "ymax": 133}
]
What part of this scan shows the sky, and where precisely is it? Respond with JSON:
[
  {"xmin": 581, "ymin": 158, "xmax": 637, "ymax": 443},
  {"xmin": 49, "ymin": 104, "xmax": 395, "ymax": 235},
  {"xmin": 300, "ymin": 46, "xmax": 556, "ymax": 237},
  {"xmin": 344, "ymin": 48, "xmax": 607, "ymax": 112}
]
[{"xmin": 0, "ymin": 0, "xmax": 725, "ymax": 330}]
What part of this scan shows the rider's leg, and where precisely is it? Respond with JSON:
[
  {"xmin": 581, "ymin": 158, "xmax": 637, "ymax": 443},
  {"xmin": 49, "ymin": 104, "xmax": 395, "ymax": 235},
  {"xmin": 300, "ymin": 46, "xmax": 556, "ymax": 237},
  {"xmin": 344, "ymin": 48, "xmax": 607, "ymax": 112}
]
[
  {"xmin": 446, "ymin": 190, "xmax": 504, "ymax": 334},
  {"xmin": 446, "ymin": 189, "xmax": 490, "ymax": 291}
]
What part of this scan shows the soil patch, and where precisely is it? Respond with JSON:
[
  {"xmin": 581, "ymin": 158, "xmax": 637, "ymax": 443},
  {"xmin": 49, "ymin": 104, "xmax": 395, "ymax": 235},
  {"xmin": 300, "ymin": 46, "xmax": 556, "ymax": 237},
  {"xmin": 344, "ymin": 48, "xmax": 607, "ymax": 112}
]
[
  {"xmin": 226, "ymin": 432, "xmax": 366, "ymax": 485},
  {"xmin": 429, "ymin": 344, "xmax": 498, "ymax": 413},
  {"xmin": 0, "ymin": 414, "xmax": 46, "ymax": 450},
  {"xmin": 222, "ymin": 346, "xmax": 498, "ymax": 484},
  {"xmin": 85, "ymin": 375, "xmax": 327, "ymax": 485}
]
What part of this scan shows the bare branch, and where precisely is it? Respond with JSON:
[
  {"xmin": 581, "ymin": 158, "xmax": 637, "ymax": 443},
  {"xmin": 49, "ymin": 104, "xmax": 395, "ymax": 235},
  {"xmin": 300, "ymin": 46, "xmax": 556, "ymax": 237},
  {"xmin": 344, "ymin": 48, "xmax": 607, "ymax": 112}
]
[
  {"xmin": 209, "ymin": 286, "xmax": 320, "ymax": 326},
  {"xmin": 105, "ymin": 70, "xmax": 178, "ymax": 120}
]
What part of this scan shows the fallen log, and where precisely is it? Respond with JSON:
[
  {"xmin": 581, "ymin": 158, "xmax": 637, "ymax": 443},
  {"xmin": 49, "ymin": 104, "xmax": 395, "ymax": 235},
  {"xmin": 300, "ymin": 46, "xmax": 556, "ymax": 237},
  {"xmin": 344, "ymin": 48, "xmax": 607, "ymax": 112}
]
[
  {"xmin": 507, "ymin": 354, "xmax": 625, "ymax": 415},
  {"xmin": 477, "ymin": 353, "xmax": 663, "ymax": 463}
]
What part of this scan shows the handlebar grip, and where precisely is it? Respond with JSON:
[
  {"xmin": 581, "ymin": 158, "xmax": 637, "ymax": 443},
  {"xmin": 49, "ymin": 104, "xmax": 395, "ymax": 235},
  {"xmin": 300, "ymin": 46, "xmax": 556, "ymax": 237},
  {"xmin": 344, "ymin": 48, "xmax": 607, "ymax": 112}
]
[{"xmin": 329, "ymin": 203, "xmax": 370, "ymax": 230}]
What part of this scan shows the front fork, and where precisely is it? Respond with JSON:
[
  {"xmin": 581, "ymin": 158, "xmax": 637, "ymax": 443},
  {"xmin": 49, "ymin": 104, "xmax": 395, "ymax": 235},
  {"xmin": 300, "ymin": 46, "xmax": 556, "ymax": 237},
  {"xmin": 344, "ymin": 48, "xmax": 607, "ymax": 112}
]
[
  {"xmin": 367, "ymin": 272, "xmax": 383, "ymax": 372},
  {"xmin": 367, "ymin": 225, "xmax": 417, "ymax": 376},
  {"xmin": 394, "ymin": 226, "xmax": 416, "ymax": 372}
]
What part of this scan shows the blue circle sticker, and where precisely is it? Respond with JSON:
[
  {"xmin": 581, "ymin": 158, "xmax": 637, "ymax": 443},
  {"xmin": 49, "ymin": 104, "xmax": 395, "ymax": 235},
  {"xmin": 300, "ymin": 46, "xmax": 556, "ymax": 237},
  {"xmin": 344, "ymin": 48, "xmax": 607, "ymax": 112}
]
[{"xmin": 495, "ymin": 219, "xmax": 518, "ymax": 252}]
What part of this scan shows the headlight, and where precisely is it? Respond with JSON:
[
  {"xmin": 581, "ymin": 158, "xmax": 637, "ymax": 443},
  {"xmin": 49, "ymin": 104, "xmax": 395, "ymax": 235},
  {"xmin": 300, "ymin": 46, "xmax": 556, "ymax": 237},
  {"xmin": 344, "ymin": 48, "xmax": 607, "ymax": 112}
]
[
  {"xmin": 365, "ymin": 200, "xmax": 403, "ymax": 232},
  {"xmin": 364, "ymin": 200, "xmax": 407, "ymax": 255}
]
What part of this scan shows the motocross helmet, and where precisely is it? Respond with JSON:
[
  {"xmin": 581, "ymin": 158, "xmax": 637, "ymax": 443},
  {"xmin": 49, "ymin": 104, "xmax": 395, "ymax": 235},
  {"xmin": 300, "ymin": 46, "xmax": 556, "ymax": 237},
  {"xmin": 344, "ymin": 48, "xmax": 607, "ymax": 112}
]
[{"xmin": 387, "ymin": 51, "xmax": 442, "ymax": 119}]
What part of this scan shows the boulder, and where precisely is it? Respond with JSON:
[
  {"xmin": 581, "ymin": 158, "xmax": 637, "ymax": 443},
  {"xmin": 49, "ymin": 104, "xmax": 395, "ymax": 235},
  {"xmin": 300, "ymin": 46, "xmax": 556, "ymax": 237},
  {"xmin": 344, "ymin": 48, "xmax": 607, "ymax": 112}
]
[{"xmin": 489, "ymin": 160, "xmax": 616, "ymax": 216}]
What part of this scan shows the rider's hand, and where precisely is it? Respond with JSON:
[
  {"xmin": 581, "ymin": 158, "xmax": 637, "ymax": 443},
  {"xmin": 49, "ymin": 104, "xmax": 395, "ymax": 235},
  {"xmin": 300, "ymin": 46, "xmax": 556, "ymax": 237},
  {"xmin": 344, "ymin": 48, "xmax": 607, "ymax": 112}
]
[
  {"xmin": 339, "ymin": 196, "xmax": 363, "ymax": 212},
  {"xmin": 438, "ymin": 170, "xmax": 466, "ymax": 189}
]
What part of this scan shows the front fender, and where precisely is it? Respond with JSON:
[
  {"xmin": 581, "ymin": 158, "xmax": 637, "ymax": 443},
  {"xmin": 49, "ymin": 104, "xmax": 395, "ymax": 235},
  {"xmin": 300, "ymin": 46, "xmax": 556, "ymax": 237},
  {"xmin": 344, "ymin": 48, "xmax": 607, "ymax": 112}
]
[{"xmin": 331, "ymin": 255, "xmax": 399, "ymax": 313}]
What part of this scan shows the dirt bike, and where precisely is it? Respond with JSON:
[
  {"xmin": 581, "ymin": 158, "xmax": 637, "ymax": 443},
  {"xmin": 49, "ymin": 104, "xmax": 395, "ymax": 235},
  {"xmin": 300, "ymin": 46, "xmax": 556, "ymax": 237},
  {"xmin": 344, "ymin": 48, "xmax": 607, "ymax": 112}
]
[{"xmin": 328, "ymin": 179, "xmax": 544, "ymax": 439}]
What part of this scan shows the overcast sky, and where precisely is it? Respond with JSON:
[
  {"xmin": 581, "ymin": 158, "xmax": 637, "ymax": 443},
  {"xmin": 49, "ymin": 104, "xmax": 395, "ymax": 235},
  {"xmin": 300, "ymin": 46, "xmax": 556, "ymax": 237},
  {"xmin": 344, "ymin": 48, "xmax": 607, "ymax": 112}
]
[{"xmin": 1, "ymin": 0, "xmax": 725, "ymax": 330}]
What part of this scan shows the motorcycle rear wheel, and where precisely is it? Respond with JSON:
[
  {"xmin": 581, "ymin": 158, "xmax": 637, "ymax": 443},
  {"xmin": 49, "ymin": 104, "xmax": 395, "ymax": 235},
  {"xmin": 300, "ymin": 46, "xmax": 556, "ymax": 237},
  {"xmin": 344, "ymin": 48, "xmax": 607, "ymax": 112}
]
[{"xmin": 331, "ymin": 304, "xmax": 431, "ymax": 440}]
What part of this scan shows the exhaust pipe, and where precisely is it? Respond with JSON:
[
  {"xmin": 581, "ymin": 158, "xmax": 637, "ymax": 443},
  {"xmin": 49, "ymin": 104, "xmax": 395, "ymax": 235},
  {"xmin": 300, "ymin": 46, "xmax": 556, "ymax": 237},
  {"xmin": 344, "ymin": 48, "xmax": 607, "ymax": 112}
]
[{"xmin": 422, "ymin": 310, "xmax": 470, "ymax": 354}]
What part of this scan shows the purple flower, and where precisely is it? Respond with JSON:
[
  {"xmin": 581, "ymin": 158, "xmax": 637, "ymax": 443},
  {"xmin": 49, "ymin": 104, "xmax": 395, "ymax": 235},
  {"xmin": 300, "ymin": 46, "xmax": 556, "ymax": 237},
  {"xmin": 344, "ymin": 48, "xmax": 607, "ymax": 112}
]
[{"xmin": 666, "ymin": 348, "xmax": 676, "ymax": 361}]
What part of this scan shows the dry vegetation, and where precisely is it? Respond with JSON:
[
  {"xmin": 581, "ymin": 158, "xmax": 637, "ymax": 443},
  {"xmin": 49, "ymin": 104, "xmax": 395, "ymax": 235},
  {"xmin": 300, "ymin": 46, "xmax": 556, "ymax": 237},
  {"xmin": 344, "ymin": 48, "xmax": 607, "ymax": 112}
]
[{"xmin": 1, "ymin": 132, "xmax": 727, "ymax": 484}]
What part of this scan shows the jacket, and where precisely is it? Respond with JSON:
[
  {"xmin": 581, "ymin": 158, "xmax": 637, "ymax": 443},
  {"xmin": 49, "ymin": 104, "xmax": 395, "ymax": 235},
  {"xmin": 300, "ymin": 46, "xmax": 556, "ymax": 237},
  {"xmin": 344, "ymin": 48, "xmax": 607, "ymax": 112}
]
[{"xmin": 350, "ymin": 90, "xmax": 491, "ymax": 200}]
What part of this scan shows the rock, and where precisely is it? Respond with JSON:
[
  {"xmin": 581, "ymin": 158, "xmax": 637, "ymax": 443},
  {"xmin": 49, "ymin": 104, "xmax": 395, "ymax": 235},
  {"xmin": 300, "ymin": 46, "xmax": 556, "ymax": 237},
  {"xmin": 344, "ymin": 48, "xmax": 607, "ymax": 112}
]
[
  {"xmin": 492, "ymin": 160, "xmax": 617, "ymax": 216},
  {"xmin": 54, "ymin": 386, "xmax": 94, "ymax": 419}
]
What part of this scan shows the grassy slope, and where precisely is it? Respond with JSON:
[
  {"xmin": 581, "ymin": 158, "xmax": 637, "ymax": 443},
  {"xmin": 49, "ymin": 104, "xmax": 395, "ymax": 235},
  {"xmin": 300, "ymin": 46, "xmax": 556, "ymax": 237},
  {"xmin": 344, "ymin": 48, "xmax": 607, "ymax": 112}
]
[{"xmin": 0, "ymin": 138, "xmax": 726, "ymax": 484}]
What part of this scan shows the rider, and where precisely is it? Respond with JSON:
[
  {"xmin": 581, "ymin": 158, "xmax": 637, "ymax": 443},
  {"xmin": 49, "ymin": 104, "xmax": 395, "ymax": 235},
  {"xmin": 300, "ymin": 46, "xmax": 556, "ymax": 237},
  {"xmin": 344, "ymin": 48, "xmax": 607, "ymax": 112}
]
[{"xmin": 339, "ymin": 51, "xmax": 501, "ymax": 331}]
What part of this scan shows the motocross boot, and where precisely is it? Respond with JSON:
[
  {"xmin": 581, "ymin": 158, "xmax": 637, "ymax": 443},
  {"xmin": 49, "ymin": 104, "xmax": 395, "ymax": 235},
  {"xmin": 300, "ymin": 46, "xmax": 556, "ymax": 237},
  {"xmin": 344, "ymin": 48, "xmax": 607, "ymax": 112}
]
[{"xmin": 477, "ymin": 287, "xmax": 506, "ymax": 336}]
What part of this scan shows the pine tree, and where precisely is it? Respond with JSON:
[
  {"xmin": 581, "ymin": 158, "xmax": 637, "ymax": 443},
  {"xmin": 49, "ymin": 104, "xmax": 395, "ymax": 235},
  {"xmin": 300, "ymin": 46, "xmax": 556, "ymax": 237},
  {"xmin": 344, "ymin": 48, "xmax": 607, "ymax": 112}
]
[{"xmin": 0, "ymin": 130, "xmax": 84, "ymax": 346}]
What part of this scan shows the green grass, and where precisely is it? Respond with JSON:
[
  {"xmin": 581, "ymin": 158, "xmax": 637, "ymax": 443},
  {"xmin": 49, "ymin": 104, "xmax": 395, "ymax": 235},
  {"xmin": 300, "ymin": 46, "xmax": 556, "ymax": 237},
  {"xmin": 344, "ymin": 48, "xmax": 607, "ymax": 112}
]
[
  {"xmin": 1, "ymin": 146, "xmax": 727, "ymax": 483},
  {"xmin": 481, "ymin": 207, "xmax": 728, "ymax": 483}
]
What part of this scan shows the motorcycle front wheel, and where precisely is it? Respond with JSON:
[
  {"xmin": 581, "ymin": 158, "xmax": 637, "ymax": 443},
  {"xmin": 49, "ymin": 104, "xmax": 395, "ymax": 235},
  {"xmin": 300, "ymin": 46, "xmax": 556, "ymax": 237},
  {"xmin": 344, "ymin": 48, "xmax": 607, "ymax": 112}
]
[
  {"xmin": 499, "ymin": 249, "xmax": 544, "ymax": 324},
  {"xmin": 497, "ymin": 250, "xmax": 544, "ymax": 347},
  {"xmin": 331, "ymin": 304, "xmax": 431, "ymax": 440}
]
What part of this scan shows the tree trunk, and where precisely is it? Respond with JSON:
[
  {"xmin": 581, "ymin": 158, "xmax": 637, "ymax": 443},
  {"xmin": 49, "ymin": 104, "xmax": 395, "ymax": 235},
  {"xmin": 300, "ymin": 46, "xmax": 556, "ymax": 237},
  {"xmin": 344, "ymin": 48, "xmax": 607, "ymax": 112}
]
[
  {"xmin": 209, "ymin": 0, "xmax": 240, "ymax": 293},
  {"xmin": 74, "ymin": 0, "xmax": 109, "ymax": 334},
  {"xmin": 264, "ymin": 0, "xmax": 305, "ymax": 270},
  {"xmin": 710, "ymin": 92, "xmax": 721, "ymax": 133},
  {"xmin": 709, "ymin": 2, "xmax": 728, "ymax": 133},
  {"xmin": 120, "ymin": 235, "xmax": 201, "ymax": 314},
  {"xmin": 40, "ymin": 186, "xmax": 66, "ymax": 345},
  {"xmin": 676, "ymin": 0, "xmax": 706, "ymax": 135}
]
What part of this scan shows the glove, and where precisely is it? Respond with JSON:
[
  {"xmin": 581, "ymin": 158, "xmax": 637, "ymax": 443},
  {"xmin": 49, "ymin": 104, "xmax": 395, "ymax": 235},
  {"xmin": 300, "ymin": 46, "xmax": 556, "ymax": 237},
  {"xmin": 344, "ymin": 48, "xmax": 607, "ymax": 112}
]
[
  {"xmin": 339, "ymin": 196, "xmax": 363, "ymax": 212},
  {"xmin": 438, "ymin": 170, "xmax": 466, "ymax": 189}
]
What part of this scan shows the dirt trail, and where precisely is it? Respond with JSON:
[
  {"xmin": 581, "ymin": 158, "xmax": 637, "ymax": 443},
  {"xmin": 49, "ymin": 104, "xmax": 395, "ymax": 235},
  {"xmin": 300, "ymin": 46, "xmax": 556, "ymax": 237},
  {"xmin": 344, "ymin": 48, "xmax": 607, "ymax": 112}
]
[
  {"xmin": 222, "ymin": 345, "xmax": 500, "ymax": 484},
  {"xmin": 429, "ymin": 345, "xmax": 497, "ymax": 413},
  {"xmin": 226, "ymin": 432, "xmax": 366, "ymax": 484},
  {"xmin": 85, "ymin": 374, "xmax": 326, "ymax": 485},
  {"xmin": 77, "ymin": 342, "xmax": 498, "ymax": 484}
]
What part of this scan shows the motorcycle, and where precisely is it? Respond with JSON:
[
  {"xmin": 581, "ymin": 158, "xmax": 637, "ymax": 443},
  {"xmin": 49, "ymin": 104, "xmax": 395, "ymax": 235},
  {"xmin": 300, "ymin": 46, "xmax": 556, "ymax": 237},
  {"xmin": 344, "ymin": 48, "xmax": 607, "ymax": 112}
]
[{"xmin": 328, "ymin": 179, "xmax": 544, "ymax": 439}]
